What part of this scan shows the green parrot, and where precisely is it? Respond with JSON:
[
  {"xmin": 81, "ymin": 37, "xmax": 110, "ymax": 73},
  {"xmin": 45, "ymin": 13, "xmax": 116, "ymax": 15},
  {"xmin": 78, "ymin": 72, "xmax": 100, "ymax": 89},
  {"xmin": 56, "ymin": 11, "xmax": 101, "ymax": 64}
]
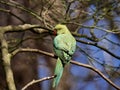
[{"xmin": 53, "ymin": 24, "xmax": 76, "ymax": 87}]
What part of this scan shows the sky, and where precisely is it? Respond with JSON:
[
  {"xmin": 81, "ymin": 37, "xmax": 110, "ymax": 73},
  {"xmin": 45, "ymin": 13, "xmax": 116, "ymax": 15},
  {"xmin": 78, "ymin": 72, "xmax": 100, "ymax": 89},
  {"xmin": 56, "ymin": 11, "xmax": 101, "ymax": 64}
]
[{"xmin": 38, "ymin": 2, "xmax": 120, "ymax": 90}]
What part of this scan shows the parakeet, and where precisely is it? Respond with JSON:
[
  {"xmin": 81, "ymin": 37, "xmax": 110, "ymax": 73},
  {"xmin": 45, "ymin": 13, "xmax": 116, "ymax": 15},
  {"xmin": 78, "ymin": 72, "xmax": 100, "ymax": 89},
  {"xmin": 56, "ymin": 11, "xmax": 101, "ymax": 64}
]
[{"xmin": 53, "ymin": 24, "xmax": 76, "ymax": 87}]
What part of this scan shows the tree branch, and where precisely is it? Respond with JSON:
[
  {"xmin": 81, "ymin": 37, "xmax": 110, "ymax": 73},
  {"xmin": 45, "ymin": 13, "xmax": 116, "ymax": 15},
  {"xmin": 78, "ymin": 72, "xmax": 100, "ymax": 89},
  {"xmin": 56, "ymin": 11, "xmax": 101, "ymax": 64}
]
[
  {"xmin": 67, "ymin": 22, "xmax": 120, "ymax": 34},
  {"xmin": 0, "ymin": 33, "xmax": 16, "ymax": 90},
  {"xmin": 70, "ymin": 60, "xmax": 120, "ymax": 90},
  {"xmin": 21, "ymin": 75, "xmax": 56, "ymax": 90},
  {"xmin": 0, "ymin": 24, "xmax": 52, "ymax": 33},
  {"xmin": 11, "ymin": 48, "xmax": 120, "ymax": 90},
  {"xmin": 11, "ymin": 48, "xmax": 55, "ymax": 58},
  {"xmin": 0, "ymin": 24, "xmax": 119, "ymax": 61},
  {"xmin": 0, "ymin": 8, "xmax": 25, "ymax": 23},
  {"xmin": 76, "ymin": 39, "xmax": 120, "ymax": 60},
  {"xmin": 0, "ymin": 0, "xmax": 43, "ymax": 21},
  {"xmin": 0, "ymin": 24, "xmax": 119, "ymax": 89}
]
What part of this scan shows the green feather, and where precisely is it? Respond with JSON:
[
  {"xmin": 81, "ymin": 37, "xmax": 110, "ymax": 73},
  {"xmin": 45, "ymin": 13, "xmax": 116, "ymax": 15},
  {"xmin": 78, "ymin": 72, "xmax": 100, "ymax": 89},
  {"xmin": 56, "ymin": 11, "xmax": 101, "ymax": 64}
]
[
  {"xmin": 53, "ymin": 58, "xmax": 63, "ymax": 87},
  {"xmin": 53, "ymin": 24, "xmax": 76, "ymax": 87}
]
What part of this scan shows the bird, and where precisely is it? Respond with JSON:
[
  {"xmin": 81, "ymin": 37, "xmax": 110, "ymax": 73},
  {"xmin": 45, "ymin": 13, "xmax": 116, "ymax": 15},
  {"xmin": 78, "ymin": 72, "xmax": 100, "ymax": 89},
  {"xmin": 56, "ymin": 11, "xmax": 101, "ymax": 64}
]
[{"xmin": 53, "ymin": 24, "xmax": 76, "ymax": 87}]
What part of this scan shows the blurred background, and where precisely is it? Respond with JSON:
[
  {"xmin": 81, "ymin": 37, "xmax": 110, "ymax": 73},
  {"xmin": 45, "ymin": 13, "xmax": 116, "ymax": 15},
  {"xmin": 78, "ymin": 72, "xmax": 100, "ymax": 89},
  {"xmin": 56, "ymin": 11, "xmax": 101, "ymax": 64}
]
[{"xmin": 0, "ymin": 0, "xmax": 120, "ymax": 90}]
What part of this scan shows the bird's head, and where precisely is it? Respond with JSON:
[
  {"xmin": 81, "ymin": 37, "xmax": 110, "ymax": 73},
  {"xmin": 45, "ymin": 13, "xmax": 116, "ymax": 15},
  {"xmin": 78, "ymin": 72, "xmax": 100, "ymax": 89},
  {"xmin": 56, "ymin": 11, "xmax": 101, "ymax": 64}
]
[{"xmin": 53, "ymin": 24, "xmax": 69, "ymax": 35}]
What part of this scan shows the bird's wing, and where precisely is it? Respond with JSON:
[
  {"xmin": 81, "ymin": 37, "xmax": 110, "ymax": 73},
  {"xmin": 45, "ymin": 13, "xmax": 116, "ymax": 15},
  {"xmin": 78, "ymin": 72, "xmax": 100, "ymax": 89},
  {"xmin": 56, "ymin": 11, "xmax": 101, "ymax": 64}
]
[
  {"xmin": 54, "ymin": 35, "xmax": 71, "ymax": 53},
  {"xmin": 54, "ymin": 34, "xmax": 76, "ymax": 63}
]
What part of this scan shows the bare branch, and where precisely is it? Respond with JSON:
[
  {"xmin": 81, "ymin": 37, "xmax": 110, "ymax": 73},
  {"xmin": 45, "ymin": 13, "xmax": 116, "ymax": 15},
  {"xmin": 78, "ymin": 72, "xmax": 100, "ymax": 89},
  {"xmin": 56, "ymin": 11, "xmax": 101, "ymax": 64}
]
[
  {"xmin": 76, "ymin": 39, "xmax": 120, "ymax": 59},
  {"xmin": 0, "ymin": 0, "xmax": 43, "ymax": 21},
  {"xmin": 0, "ymin": 8, "xmax": 25, "ymax": 23},
  {"xmin": 21, "ymin": 75, "xmax": 56, "ymax": 90},
  {"xmin": 0, "ymin": 24, "xmax": 119, "ymax": 90},
  {"xmin": 78, "ymin": 46, "xmax": 120, "ymax": 70},
  {"xmin": 11, "ymin": 48, "xmax": 55, "ymax": 58},
  {"xmin": 105, "ymin": 37, "xmax": 120, "ymax": 46},
  {"xmin": 0, "ymin": 33, "xmax": 16, "ymax": 90},
  {"xmin": 0, "ymin": 24, "xmax": 52, "ymax": 33},
  {"xmin": 72, "ymin": 32, "xmax": 99, "ymax": 42},
  {"xmin": 10, "ymin": 48, "xmax": 120, "ymax": 90},
  {"xmin": 70, "ymin": 61, "xmax": 120, "ymax": 90},
  {"xmin": 67, "ymin": 22, "xmax": 120, "ymax": 34}
]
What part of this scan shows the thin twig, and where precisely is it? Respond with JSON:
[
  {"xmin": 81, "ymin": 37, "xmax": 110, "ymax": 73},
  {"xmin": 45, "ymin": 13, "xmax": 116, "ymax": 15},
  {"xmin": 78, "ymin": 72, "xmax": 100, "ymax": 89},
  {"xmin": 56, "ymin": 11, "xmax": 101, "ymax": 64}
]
[
  {"xmin": 11, "ymin": 48, "xmax": 55, "ymax": 58},
  {"xmin": 0, "ymin": 8, "xmax": 25, "ymax": 23},
  {"xmin": 67, "ymin": 22, "xmax": 120, "ymax": 34},
  {"xmin": 70, "ymin": 60, "xmax": 120, "ymax": 90},
  {"xmin": 0, "ymin": 0, "xmax": 43, "ymax": 21},
  {"xmin": 0, "ymin": 24, "xmax": 119, "ymax": 60},
  {"xmin": 21, "ymin": 75, "xmax": 56, "ymax": 90},
  {"xmin": 11, "ymin": 48, "xmax": 120, "ymax": 90},
  {"xmin": 76, "ymin": 39, "xmax": 120, "ymax": 59}
]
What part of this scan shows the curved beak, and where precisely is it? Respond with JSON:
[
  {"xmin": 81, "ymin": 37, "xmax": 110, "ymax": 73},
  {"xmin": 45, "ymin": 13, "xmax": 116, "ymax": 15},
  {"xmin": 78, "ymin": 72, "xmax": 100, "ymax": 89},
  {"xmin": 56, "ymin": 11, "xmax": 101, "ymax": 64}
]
[{"xmin": 53, "ymin": 29, "xmax": 57, "ymax": 35}]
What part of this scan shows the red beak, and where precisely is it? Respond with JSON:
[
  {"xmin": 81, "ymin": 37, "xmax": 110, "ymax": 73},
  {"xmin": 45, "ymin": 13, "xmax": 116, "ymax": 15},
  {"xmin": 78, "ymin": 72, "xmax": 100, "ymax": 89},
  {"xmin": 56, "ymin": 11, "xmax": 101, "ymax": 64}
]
[{"xmin": 53, "ymin": 30, "xmax": 57, "ymax": 35}]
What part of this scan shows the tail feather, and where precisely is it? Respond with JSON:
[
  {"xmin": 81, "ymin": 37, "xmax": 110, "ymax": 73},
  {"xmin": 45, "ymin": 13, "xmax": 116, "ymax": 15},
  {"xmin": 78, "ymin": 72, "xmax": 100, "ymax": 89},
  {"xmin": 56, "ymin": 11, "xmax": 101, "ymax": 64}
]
[{"xmin": 53, "ymin": 58, "xmax": 64, "ymax": 87}]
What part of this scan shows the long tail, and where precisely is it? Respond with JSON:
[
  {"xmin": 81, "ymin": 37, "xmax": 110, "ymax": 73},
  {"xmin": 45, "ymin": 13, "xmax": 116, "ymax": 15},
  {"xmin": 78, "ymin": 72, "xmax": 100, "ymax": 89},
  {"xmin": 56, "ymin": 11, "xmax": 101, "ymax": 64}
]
[{"xmin": 53, "ymin": 58, "xmax": 64, "ymax": 87}]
